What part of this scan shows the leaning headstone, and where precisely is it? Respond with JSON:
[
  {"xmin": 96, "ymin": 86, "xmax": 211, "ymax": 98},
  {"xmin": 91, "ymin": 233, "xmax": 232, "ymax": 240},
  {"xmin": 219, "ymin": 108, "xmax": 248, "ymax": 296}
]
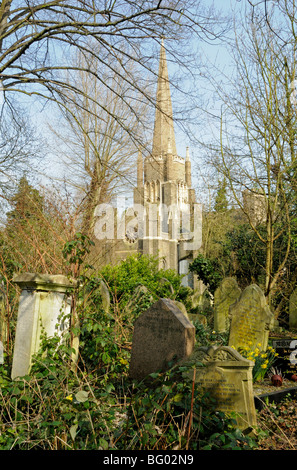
[
  {"xmin": 99, "ymin": 279, "xmax": 110, "ymax": 312},
  {"xmin": 184, "ymin": 345, "xmax": 257, "ymax": 432},
  {"xmin": 214, "ymin": 277, "xmax": 241, "ymax": 333},
  {"xmin": 228, "ymin": 284, "xmax": 273, "ymax": 352},
  {"xmin": 289, "ymin": 288, "xmax": 297, "ymax": 331},
  {"xmin": 11, "ymin": 273, "xmax": 76, "ymax": 379},
  {"xmin": 129, "ymin": 298, "xmax": 195, "ymax": 380}
]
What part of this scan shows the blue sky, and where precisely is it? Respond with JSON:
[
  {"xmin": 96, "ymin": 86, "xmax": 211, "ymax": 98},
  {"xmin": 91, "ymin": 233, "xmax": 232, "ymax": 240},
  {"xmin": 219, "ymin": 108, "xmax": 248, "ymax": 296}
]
[{"xmin": 6, "ymin": 0, "xmax": 243, "ymax": 197}]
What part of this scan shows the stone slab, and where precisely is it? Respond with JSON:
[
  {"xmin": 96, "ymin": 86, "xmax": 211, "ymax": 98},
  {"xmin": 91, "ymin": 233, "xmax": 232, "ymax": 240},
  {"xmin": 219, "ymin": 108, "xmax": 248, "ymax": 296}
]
[
  {"xmin": 214, "ymin": 277, "xmax": 241, "ymax": 333},
  {"xmin": 129, "ymin": 298, "xmax": 195, "ymax": 380}
]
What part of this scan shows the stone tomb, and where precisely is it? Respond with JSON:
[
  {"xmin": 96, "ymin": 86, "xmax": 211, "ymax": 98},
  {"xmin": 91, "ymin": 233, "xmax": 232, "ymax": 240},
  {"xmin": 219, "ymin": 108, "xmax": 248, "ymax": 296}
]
[
  {"xmin": 184, "ymin": 345, "xmax": 257, "ymax": 432},
  {"xmin": 214, "ymin": 277, "xmax": 241, "ymax": 333},
  {"xmin": 129, "ymin": 298, "xmax": 195, "ymax": 380},
  {"xmin": 228, "ymin": 284, "xmax": 274, "ymax": 352},
  {"xmin": 11, "ymin": 273, "xmax": 76, "ymax": 379}
]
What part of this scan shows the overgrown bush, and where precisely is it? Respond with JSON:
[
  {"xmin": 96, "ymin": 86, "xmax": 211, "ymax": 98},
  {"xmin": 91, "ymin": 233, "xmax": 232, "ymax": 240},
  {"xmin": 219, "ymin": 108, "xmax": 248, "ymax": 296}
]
[
  {"xmin": 0, "ymin": 253, "xmax": 259, "ymax": 450},
  {"xmin": 0, "ymin": 335, "xmax": 258, "ymax": 450}
]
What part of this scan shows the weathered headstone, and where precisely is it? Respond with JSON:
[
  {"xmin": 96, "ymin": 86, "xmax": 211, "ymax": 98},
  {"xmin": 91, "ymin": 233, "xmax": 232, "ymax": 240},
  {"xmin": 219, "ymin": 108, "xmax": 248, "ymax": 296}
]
[
  {"xmin": 228, "ymin": 284, "xmax": 273, "ymax": 352},
  {"xmin": 289, "ymin": 288, "xmax": 297, "ymax": 331},
  {"xmin": 214, "ymin": 277, "xmax": 241, "ymax": 333},
  {"xmin": 184, "ymin": 345, "xmax": 257, "ymax": 432},
  {"xmin": 125, "ymin": 285, "xmax": 154, "ymax": 312},
  {"xmin": 188, "ymin": 313, "xmax": 207, "ymax": 327},
  {"xmin": 11, "ymin": 273, "xmax": 76, "ymax": 379},
  {"xmin": 99, "ymin": 279, "xmax": 110, "ymax": 312},
  {"xmin": 173, "ymin": 300, "xmax": 189, "ymax": 319},
  {"xmin": 129, "ymin": 298, "xmax": 195, "ymax": 380}
]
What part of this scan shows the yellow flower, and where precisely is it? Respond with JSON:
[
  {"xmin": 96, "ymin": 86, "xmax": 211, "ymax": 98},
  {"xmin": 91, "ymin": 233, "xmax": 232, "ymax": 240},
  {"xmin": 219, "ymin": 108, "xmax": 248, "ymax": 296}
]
[
  {"xmin": 261, "ymin": 364, "xmax": 267, "ymax": 369},
  {"xmin": 66, "ymin": 395, "xmax": 73, "ymax": 401}
]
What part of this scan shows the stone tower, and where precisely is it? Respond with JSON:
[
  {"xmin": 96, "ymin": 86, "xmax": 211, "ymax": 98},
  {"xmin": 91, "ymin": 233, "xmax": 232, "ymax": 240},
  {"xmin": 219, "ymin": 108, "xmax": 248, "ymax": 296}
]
[
  {"xmin": 93, "ymin": 41, "xmax": 201, "ymax": 287},
  {"xmin": 133, "ymin": 41, "xmax": 200, "ymax": 286}
]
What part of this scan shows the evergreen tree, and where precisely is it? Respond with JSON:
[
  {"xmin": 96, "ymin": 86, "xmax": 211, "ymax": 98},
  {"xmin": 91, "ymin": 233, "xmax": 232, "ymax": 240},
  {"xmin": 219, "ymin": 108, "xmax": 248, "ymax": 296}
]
[{"xmin": 214, "ymin": 178, "xmax": 228, "ymax": 213}]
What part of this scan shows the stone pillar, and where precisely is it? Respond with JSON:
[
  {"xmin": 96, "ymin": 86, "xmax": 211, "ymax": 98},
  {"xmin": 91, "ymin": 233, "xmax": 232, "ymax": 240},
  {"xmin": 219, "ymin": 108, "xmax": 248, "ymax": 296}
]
[
  {"xmin": 11, "ymin": 273, "xmax": 76, "ymax": 379},
  {"xmin": 185, "ymin": 147, "xmax": 192, "ymax": 188}
]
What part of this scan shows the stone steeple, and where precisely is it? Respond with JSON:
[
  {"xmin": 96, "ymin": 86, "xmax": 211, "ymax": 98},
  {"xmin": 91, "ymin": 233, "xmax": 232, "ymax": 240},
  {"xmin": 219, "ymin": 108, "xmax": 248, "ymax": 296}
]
[{"xmin": 152, "ymin": 39, "xmax": 177, "ymax": 157}]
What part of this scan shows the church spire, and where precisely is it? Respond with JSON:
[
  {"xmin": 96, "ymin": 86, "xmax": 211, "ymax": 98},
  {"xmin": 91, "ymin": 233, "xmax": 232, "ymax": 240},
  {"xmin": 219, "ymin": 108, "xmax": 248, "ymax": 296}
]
[{"xmin": 152, "ymin": 40, "xmax": 177, "ymax": 157}]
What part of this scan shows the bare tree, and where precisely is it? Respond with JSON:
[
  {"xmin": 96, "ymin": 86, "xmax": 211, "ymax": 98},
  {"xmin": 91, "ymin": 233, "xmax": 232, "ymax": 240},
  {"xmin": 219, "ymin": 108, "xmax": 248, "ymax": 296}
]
[
  {"xmin": 48, "ymin": 45, "xmax": 149, "ymax": 235},
  {"xmin": 201, "ymin": 4, "xmax": 297, "ymax": 307},
  {"xmin": 0, "ymin": 104, "xmax": 43, "ymax": 204},
  {"xmin": 0, "ymin": 0, "xmax": 227, "ymax": 145}
]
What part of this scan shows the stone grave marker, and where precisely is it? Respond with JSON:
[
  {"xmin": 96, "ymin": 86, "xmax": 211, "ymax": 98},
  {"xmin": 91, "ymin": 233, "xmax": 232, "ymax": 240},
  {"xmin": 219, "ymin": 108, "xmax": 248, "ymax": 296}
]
[
  {"xmin": 228, "ymin": 284, "xmax": 274, "ymax": 352},
  {"xmin": 214, "ymin": 277, "xmax": 241, "ymax": 333},
  {"xmin": 99, "ymin": 279, "xmax": 110, "ymax": 312},
  {"xmin": 289, "ymin": 288, "xmax": 297, "ymax": 331},
  {"xmin": 11, "ymin": 273, "xmax": 76, "ymax": 379},
  {"xmin": 183, "ymin": 345, "xmax": 257, "ymax": 432},
  {"xmin": 271, "ymin": 338, "xmax": 297, "ymax": 379},
  {"xmin": 129, "ymin": 298, "xmax": 195, "ymax": 380}
]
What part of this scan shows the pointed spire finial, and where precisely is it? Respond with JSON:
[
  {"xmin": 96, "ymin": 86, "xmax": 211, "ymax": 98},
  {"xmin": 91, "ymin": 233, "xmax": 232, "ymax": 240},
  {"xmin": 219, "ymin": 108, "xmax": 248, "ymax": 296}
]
[
  {"xmin": 152, "ymin": 40, "xmax": 177, "ymax": 157},
  {"xmin": 186, "ymin": 147, "xmax": 190, "ymax": 161}
]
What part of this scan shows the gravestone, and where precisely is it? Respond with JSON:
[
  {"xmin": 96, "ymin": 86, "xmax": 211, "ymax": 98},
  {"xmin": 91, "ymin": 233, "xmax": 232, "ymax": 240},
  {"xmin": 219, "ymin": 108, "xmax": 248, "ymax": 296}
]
[
  {"xmin": 289, "ymin": 288, "xmax": 297, "ymax": 331},
  {"xmin": 184, "ymin": 345, "xmax": 257, "ymax": 432},
  {"xmin": 129, "ymin": 298, "xmax": 195, "ymax": 380},
  {"xmin": 99, "ymin": 279, "xmax": 110, "ymax": 312},
  {"xmin": 214, "ymin": 277, "xmax": 241, "ymax": 333},
  {"xmin": 271, "ymin": 338, "xmax": 297, "ymax": 378},
  {"xmin": 228, "ymin": 284, "xmax": 273, "ymax": 352},
  {"xmin": 125, "ymin": 285, "xmax": 154, "ymax": 313},
  {"xmin": 173, "ymin": 300, "xmax": 189, "ymax": 319},
  {"xmin": 188, "ymin": 313, "xmax": 207, "ymax": 327},
  {"xmin": 11, "ymin": 273, "xmax": 76, "ymax": 379}
]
